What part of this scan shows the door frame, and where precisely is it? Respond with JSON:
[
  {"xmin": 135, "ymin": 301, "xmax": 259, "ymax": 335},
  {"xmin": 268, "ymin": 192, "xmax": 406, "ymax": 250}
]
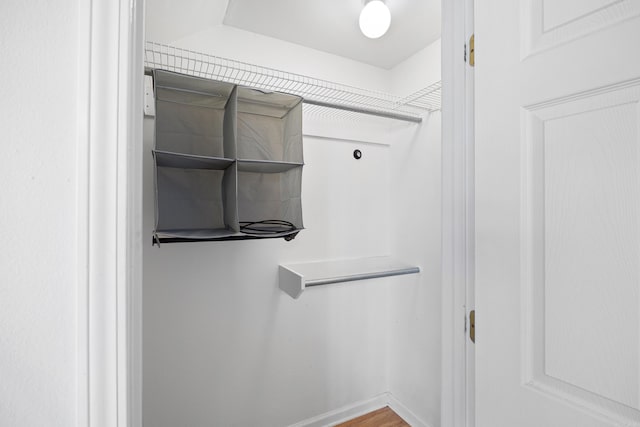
[
  {"xmin": 81, "ymin": 0, "xmax": 474, "ymax": 425},
  {"xmin": 441, "ymin": 0, "xmax": 475, "ymax": 426},
  {"xmin": 76, "ymin": 0, "xmax": 145, "ymax": 426}
]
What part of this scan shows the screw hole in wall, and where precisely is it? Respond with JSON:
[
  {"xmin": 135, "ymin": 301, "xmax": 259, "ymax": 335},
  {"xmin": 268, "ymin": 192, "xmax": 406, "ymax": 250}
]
[{"xmin": 353, "ymin": 149, "xmax": 362, "ymax": 160}]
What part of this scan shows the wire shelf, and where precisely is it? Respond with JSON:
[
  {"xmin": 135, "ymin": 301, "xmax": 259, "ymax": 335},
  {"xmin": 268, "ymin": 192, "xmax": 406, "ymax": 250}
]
[{"xmin": 144, "ymin": 42, "xmax": 441, "ymax": 123}]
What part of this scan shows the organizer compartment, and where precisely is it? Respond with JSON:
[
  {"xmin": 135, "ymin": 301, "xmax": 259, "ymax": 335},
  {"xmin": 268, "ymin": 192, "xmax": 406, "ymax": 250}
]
[
  {"xmin": 237, "ymin": 161, "xmax": 303, "ymax": 237},
  {"xmin": 154, "ymin": 69, "xmax": 236, "ymax": 159},
  {"xmin": 237, "ymin": 87, "xmax": 303, "ymax": 163},
  {"xmin": 154, "ymin": 162, "xmax": 238, "ymax": 240}
]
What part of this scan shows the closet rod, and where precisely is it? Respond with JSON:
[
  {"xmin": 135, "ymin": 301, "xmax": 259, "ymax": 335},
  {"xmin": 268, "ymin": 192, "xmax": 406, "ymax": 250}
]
[
  {"xmin": 279, "ymin": 256, "xmax": 422, "ymax": 298},
  {"xmin": 302, "ymin": 99, "xmax": 423, "ymax": 123},
  {"xmin": 305, "ymin": 266, "xmax": 421, "ymax": 287}
]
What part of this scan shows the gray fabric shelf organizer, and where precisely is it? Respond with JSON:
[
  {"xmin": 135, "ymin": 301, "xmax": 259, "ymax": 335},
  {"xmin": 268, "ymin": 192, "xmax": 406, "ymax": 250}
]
[{"xmin": 152, "ymin": 70, "xmax": 304, "ymax": 244}]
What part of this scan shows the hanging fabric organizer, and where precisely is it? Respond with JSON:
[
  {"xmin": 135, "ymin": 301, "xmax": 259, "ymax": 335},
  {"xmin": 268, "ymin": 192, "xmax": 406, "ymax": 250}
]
[{"xmin": 152, "ymin": 69, "xmax": 305, "ymax": 244}]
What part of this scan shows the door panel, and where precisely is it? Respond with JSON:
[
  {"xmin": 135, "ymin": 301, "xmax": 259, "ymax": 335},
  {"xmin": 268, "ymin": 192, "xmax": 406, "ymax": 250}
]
[
  {"xmin": 476, "ymin": 0, "xmax": 640, "ymax": 425},
  {"xmin": 542, "ymin": 0, "xmax": 619, "ymax": 31},
  {"xmin": 522, "ymin": 0, "xmax": 640, "ymax": 57},
  {"xmin": 522, "ymin": 83, "xmax": 640, "ymax": 423}
]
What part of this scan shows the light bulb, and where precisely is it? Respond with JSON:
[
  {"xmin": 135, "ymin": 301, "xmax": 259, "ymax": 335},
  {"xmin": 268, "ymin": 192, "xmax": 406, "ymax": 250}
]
[{"xmin": 359, "ymin": 0, "xmax": 391, "ymax": 39}]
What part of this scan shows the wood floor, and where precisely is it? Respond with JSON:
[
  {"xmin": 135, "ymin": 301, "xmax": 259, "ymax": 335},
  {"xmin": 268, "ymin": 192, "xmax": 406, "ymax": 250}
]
[{"xmin": 335, "ymin": 406, "xmax": 410, "ymax": 427}]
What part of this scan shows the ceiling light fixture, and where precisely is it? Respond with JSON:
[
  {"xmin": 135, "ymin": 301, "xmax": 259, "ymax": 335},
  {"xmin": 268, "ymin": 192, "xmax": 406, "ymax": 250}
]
[{"xmin": 359, "ymin": 0, "xmax": 391, "ymax": 39}]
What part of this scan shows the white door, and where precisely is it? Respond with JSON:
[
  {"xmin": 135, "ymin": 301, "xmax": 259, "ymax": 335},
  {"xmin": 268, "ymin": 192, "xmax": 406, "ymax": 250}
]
[{"xmin": 475, "ymin": 1, "xmax": 640, "ymax": 426}]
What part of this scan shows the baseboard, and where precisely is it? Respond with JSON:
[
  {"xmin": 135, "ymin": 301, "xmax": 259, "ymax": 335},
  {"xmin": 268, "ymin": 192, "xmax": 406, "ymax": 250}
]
[
  {"xmin": 386, "ymin": 393, "xmax": 432, "ymax": 427},
  {"xmin": 287, "ymin": 392, "xmax": 432, "ymax": 427}
]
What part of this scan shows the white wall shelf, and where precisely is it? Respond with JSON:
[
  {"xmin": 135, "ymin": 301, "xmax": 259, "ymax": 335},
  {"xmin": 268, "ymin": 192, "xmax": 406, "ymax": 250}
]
[
  {"xmin": 144, "ymin": 41, "xmax": 441, "ymax": 123},
  {"xmin": 279, "ymin": 256, "xmax": 421, "ymax": 299}
]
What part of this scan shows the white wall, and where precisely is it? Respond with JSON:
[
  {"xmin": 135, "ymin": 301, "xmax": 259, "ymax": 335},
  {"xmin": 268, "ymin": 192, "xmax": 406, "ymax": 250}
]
[
  {"xmin": 388, "ymin": 114, "xmax": 442, "ymax": 427},
  {"xmin": 385, "ymin": 39, "xmax": 443, "ymax": 426},
  {"xmin": 0, "ymin": 1, "xmax": 80, "ymax": 426},
  {"xmin": 171, "ymin": 25, "xmax": 390, "ymax": 93},
  {"xmin": 391, "ymin": 39, "xmax": 442, "ymax": 96},
  {"xmin": 143, "ymin": 25, "xmax": 442, "ymax": 427},
  {"xmin": 143, "ymin": 121, "xmax": 396, "ymax": 426}
]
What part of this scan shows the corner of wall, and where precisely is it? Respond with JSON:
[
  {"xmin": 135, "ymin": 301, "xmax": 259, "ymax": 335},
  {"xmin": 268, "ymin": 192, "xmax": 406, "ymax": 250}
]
[
  {"xmin": 390, "ymin": 38, "xmax": 442, "ymax": 97},
  {"xmin": 387, "ymin": 392, "xmax": 436, "ymax": 427}
]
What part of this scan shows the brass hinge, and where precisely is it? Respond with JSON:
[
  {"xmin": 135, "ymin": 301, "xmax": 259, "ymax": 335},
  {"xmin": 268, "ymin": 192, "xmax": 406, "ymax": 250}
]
[
  {"xmin": 469, "ymin": 310, "xmax": 475, "ymax": 343},
  {"xmin": 469, "ymin": 34, "xmax": 475, "ymax": 67}
]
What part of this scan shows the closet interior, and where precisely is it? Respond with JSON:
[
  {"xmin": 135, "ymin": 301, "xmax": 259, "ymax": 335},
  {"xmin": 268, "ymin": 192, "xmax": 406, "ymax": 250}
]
[{"xmin": 143, "ymin": 1, "xmax": 442, "ymax": 426}]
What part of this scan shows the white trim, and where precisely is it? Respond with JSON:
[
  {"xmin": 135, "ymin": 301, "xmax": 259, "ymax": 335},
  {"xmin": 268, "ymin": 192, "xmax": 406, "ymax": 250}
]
[
  {"xmin": 303, "ymin": 116, "xmax": 396, "ymax": 146},
  {"xmin": 87, "ymin": 2, "xmax": 120, "ymax": 424},
  {"xmin": 463, "ymin": 1, "xmax": 476, "ymax": 426},
  {"xmin": 286, "ymin": 393, "xmax": 432, "ymax": 427},
  {"xmin": 76, "ymin": 0, "xmax": 92, "ymax": 424},
  {"xmin": 303, "ymin": 133, "xmax": 392, "ymax": 147},
  {"xmin": 387, "ymin": 393, "xmax": 432, "ymax": 427},
  {"xmin": 77, "ymin": 0, "xmax": 144, "ymax": 426},
  {"xmin": 441, "ymin": 0, "xmax": 474, "ymax": 427},
  {"xmin": 287, "ymin": 394, "xmax": 388, "ymax": 427},
  {"xmin": 118, "ymin": 0, "xmax": 145, "ymax": 426}
]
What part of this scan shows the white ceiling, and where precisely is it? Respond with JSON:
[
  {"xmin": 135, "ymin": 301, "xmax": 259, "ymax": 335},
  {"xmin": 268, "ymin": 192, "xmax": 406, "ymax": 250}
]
[
  {"xmin": 223, "ymin": 0, "xmax": 441, "ymax": 69},
  {"xmin": 145, "ymin": 0, "xmax": 441, "ymax": 70}
]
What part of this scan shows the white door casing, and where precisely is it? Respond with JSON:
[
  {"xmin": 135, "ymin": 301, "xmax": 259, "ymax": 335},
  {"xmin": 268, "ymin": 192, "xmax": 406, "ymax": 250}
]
[
  {"xmin": 476, "ymin": 1, "xmax": 640, "ymax": 426},
  {"xmin": 442, "ymin": 0, "xmax": 475, "ymax": 425},
  {"xmin": 77, "ymin": 0, "xmax": 144, "ymax": 426}
]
